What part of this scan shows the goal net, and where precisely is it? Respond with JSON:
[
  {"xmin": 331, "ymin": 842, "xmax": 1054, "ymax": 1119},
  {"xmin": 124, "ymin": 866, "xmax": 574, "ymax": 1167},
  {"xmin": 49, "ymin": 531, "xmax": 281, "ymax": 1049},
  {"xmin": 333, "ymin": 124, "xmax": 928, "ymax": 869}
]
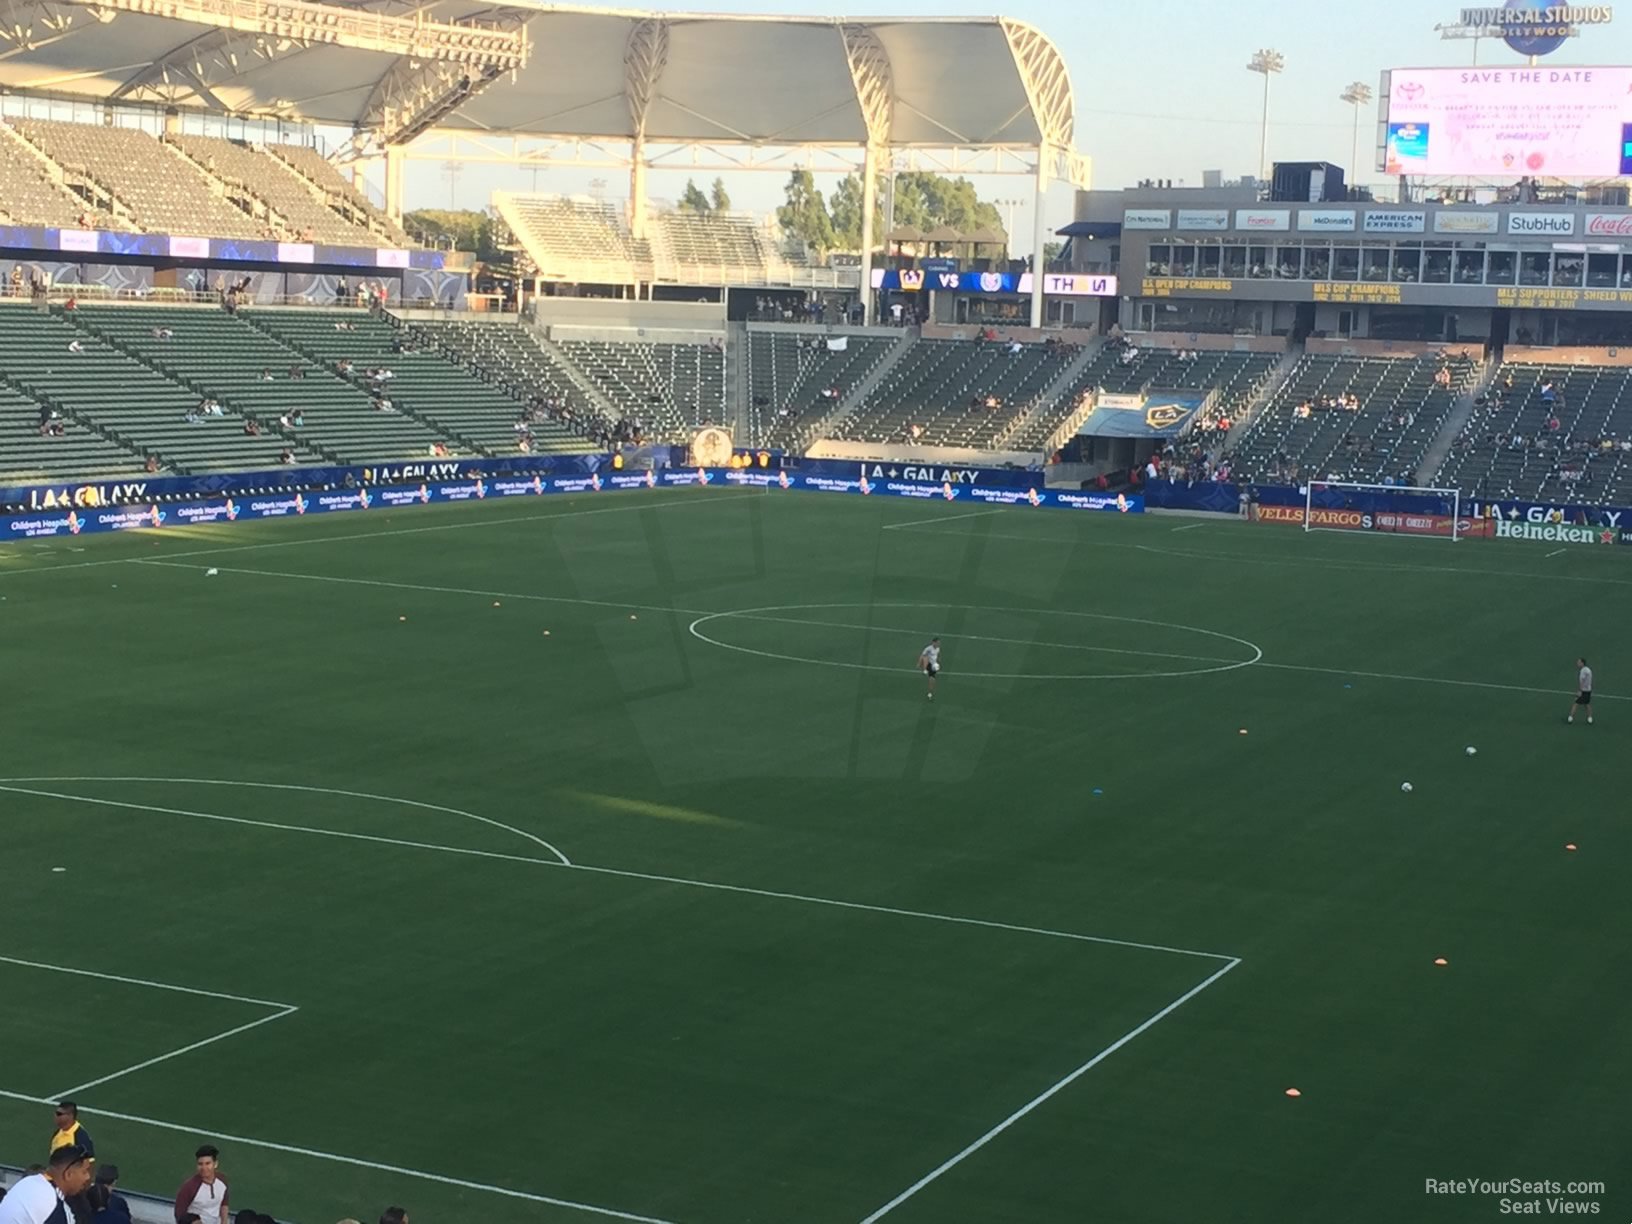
[{"xmin": 1302, "ymin": 480, "xmax": 1465, "ymax": 541}]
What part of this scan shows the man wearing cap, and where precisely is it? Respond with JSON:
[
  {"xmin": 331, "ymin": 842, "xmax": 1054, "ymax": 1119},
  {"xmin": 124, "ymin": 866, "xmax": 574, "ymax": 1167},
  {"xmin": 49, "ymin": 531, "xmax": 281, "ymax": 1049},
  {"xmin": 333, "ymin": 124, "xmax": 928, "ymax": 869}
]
[
  {"xmin": 0, "ymin": 1144, "xmax": 94, "ymax": 1224},
  {"xmin": 48, "ymin": 1103, "xmax": 93, "ymax": 1163}
]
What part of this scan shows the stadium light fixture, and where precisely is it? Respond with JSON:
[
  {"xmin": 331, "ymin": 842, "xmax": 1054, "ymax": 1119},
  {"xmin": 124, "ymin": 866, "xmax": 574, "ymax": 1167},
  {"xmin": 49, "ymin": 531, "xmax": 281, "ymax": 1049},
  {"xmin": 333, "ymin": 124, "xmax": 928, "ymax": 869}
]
[
  {"xmin": 1339, "ymin": 81, "xmax": 1372, "ymax": 195},
  {"xmin": 1245, "ymin": 48, "xmax": 1285, "ymax": 187}
]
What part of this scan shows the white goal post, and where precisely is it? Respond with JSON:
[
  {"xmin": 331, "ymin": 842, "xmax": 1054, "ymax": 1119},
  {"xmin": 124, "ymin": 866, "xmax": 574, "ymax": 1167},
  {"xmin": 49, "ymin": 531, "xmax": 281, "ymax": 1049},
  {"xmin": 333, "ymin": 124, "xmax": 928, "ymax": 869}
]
[{"xmin": 1302, "ymin": 480, "xmax": 1465, "ymax": 541}]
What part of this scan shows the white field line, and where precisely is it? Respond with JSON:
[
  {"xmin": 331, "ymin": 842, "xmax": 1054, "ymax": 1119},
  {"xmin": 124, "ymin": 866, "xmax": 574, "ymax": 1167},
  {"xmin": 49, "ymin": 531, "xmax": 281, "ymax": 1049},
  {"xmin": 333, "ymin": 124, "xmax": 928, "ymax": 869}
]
[
  {"xmin": 0, "ymin": 953, "xmax": 291, "ymax": 1009},
  {"xmin": 139, "ymin": 561, "xmax": 1611, "ymax": 703},
  {"xmin": 0, "ymin": 1087, "xmax": 677, "ymax": 1224},
  {"xmin": 135, "ymin": 559, "xmax": 708, "ymax": 619},
  {"xmin": 857, "ymin": 956, "xmax": 1242, "ymax": 1223},
  {"xmin": 1546, "ymin": 548, "xmax": 1566, "ymax": 557},
  {"xmin": 2, "ymin": 782, "xmax": 1237, "ymax": 963},
  {"xmin": 0, "ymin": 490, "xmax": 752, "ymax": 574},
  {"xmin": 52, "ymin": 1006, "xmax": 299, "ymax": 1099},
  {"xmin": 0, "ymin": 953, "xmax": 301, "ymax": 1100},
  {"xmin": 881, "ymin": 508, "xmax": 1007, "ymax": 531},
  {"xmin": 1170, "ymin": 522, "xmax": 1206, "ymax": 532},
  {"xmin": 138, "ymin": 568, "xmax": 1257, "ymax": 668},
  {"xmin": 0, "ymin": 785, "xmax": 570, "ymax": 870},
  {"xmin": 721, "ymin": 611, "xmax": 1244, "ymax": 666},
  {"xmin": 1256, "ymin": 660, "xmax": 1627, "ymax": 702},
  {"xmin": 0, "ymin": 776, "xmax": 569, "ymax": 866}
]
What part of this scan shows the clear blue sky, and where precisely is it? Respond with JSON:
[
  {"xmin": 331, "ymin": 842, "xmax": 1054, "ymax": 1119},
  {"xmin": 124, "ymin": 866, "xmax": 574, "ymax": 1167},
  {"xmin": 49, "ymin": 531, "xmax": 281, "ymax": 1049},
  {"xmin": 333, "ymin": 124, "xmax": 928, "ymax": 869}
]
[{"xmin": 395, "ymin": 0, "xmax": 1632, "ymax": 251}]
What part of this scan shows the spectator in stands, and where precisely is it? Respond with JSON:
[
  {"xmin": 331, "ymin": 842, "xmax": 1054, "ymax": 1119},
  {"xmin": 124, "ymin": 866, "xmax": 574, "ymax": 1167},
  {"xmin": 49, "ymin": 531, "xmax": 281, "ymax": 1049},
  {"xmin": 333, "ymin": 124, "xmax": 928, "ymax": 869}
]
[
  {"xmin": 379, "ymin": 1209, "xmax": 409, "ymax": 1224},
  {"xmin": 336, "ymin": 277, "xmax": 348, "ymax": 304},
  {"xmin": 7, "ymin": 266, "xmax": 20, "ymax": 297},
  {"xmin": 1541, "ymin": 380, "xmax": 1556, "ymax": 403},
  {"xmin": 278, "ymin": 448, "xmax": 294, "ymax": 465},
  {"xmin": 288, "ymin": 364, "xmax": 304, "ymax": 381},
  {"xmin": 145, "ymin": 455, "xmax": 159, "ymax": 474},
  {"xmin": 259, "ymin": 368, "xmax": 274, "ymax": 382},
  {"xmin": 174, "ymin": 1146, "xmax": 228, "ymax": 1224},
  {"xmin": 87, "ymin": 1165, "xmax": 129, "ymax": 1224},
  {"xmin": 50, "ymin": 1102, "xmax": 93, "ymax": 1164},
  {"xmin": 66, "ymin": 339, "xmax": 84, "ymax": 354},
  {"xmin": 0, "ymin": 1144, "xmax": 94, "ymax": 1224},
  {"xmin": 63, "ymin": 295, "xmax": 77, "ymax": 312}
]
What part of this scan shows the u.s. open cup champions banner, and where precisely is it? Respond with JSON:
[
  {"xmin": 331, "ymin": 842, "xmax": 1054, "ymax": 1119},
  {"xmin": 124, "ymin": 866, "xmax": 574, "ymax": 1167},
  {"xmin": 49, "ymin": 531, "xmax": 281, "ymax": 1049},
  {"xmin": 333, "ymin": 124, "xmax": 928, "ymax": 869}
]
[{"xmin": 0, "ymin": 467, "xmax": 1143, "ymax": 542}]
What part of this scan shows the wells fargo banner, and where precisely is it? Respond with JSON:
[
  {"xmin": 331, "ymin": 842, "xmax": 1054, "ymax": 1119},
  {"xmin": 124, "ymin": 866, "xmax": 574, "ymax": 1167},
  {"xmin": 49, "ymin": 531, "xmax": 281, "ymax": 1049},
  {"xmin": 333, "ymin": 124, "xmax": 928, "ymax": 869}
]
[{"xmin": 1255, "ymin": 504, "xmax": 1491, "ymax": 536}]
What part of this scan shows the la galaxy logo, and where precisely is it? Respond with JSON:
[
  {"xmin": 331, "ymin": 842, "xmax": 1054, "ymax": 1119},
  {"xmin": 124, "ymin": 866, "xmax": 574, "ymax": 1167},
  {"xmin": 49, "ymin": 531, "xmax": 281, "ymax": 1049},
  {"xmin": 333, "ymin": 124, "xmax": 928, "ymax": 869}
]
[
  {"xmin": 645, "ymin": 469, "xmax": 658, "ymax": 488},
  {"xmin": 590, "ymin": 473, "xmax": 603, "ymax": 491},
  {"xmin": 67, "ymin": 511, "xmax": 81, "ymax": 535},
  {"xmin": 942, "ymin": 481, "xmax": 957, "ymax": 501},
  {"xmin": 1145, "ymin": 403, "xmax": 1189, "ymax": 431},
  {"xmin": 224, "ymin": 498, "xmax": 239, "ymax": 521},
  {"xmin": 1026, "ymin": 488, "xmax": 1042, "ymax": 507},
  {"xmin": 293, "ymin": 494, "xmax": 308, "ymax": 515},
  {"xmin": 776, "ymin": 470, "xmax": 790, "ymax": 489}
]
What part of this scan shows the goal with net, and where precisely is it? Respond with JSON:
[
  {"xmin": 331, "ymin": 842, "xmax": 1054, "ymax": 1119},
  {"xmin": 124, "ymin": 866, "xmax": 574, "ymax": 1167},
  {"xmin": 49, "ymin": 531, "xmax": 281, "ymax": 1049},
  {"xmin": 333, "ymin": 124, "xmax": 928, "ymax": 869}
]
[{"xmin": 1302, "ymin": 480, "xmax": 1465, "ymax": 540}]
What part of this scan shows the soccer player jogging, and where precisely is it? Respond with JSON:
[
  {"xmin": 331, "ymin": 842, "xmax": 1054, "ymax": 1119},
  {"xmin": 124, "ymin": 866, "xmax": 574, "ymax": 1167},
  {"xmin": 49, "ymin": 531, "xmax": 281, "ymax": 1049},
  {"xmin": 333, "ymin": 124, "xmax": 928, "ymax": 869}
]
[
  {"xmin": 918, "ymin": 637, "xmax": 942, "ymax": 700},
  {"xmin": 1567, "ymin": 656, "xmax": 1593, "ymax": 725}
]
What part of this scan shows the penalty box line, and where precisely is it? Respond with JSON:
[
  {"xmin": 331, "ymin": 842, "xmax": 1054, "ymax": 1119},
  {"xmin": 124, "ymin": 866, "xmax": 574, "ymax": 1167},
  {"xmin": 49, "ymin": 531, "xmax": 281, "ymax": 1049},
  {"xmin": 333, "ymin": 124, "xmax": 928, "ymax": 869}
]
[
  {"xmin": 5, "ymin": 789, "xmax": 1244, "ymax": 1222},
  {"xmin": 858, "ymin": 955, "xmax": 1241, "ymax": 1223},
  {"xmin": 0, "ymin": 954, "xmax": 299, "ymax": 1100}
]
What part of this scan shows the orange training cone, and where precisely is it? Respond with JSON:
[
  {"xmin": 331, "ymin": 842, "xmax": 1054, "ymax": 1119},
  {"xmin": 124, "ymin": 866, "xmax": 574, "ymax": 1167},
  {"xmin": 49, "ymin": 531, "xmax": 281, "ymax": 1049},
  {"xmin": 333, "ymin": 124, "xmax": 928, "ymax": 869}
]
[
  {"xmin": 1284, "ymin": 1088, "xmax": 1302, "ymax": 1098},
  {"xmin": 1433, "ymin": 958, "xmax": 1448, "ymax": 966}
]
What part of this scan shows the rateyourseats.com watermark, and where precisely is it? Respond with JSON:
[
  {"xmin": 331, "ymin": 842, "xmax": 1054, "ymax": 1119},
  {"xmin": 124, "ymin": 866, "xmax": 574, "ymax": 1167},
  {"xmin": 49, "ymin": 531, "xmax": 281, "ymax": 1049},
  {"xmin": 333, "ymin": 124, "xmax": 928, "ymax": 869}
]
[{"xmin": 1425, "ymin": 1179, "xmax": 1607, "ymax": 1215}]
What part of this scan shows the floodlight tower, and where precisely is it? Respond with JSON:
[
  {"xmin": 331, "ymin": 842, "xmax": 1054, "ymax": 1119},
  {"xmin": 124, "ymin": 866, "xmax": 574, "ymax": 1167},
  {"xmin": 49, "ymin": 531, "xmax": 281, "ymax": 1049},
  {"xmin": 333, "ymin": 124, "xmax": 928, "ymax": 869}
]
[
  {"xmin": 1246, "ymin": 48, "xmax": 1285, "ymax": 186},
  {"xmin": 1340, "ymin": 81, "xmax": 1373, "ymax": 197}
]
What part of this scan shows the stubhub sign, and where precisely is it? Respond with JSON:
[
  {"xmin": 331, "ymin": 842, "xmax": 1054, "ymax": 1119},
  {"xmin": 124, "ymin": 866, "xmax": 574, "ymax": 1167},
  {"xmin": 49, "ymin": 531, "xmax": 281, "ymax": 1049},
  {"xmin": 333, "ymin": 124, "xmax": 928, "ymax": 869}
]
[{"xmin": 0, "ymin": 470, "xmax": 1143, "ymax": 542}]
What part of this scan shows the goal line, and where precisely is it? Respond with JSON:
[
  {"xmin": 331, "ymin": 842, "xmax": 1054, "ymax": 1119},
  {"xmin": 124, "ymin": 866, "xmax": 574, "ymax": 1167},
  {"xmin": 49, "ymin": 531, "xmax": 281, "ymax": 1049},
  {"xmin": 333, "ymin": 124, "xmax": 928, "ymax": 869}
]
[{"xmin": 1303, "ymin": 480, "xmax": 1465, "ymax": 541}]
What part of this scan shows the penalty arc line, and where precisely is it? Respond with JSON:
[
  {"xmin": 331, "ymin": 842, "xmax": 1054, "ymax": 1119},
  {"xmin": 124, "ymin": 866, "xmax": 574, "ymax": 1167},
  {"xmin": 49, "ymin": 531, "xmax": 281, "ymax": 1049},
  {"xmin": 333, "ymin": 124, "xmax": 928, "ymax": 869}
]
[
  {"xmin": 857, "ymin": 956, "xmax": 1242, "ymax": 1223},
  {"xmin": 0, "ymin": 1088, "xmax": 678, "ymax": 1224}
]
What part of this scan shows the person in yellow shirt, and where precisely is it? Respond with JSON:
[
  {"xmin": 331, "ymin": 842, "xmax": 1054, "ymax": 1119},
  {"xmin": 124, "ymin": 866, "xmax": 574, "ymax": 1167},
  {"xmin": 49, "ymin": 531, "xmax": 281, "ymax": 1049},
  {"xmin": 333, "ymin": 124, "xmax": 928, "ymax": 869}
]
[{"xmin": 50, "ymin": 1101, "xmax": 94, "ymax": 1161}]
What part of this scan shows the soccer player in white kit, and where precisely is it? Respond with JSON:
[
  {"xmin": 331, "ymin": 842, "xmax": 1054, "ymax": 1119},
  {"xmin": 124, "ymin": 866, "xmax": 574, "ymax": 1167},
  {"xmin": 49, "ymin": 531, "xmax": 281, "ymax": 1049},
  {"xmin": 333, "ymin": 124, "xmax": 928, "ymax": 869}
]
[
  {"xmin": 1567, "ymin": 656, "xmax": 1593, "ymax": 724},
  {"xmin": 919, "ymin": 637, "xmax": 941, "ymax": 700}
]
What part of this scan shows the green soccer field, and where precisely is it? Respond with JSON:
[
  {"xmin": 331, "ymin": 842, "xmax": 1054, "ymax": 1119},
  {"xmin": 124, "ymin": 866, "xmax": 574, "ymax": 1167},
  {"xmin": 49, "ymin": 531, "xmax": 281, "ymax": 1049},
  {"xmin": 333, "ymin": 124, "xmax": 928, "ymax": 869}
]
[{"xmin": 1, "ymin": 488, "xmax": 1625, "ymax": 1224}]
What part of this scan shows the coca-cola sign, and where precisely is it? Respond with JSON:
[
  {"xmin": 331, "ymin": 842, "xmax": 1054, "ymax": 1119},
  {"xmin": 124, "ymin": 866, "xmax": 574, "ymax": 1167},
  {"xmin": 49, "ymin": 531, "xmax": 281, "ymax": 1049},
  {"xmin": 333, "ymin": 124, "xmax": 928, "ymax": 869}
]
[{"xmin": 1585, "ymin": 214, "xmax": 1632, "ymax": 238}]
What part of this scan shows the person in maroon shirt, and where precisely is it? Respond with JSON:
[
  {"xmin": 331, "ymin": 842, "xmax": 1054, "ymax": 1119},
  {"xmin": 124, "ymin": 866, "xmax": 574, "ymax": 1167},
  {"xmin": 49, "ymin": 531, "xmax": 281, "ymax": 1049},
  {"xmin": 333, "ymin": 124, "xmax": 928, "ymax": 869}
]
[{"xmin": 172, "ymin": 1146, "xmax": 228, "ymax": 1224}]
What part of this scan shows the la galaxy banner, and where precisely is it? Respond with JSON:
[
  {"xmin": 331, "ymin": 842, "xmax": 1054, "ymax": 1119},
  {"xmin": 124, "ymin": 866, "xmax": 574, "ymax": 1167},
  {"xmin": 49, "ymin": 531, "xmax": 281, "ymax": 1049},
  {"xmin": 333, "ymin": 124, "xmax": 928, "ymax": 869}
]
[{"xmin": 1, "ymin": 468, "xmax": 1143, "ymax": 542}]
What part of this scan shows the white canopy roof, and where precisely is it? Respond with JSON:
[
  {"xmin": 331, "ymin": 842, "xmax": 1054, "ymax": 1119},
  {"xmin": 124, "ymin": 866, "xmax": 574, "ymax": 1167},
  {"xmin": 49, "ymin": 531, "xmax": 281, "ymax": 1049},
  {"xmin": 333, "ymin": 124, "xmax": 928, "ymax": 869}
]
[{"xmin": 0, "ymin": 2, "xmax": 1078, "ymax": 152}]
